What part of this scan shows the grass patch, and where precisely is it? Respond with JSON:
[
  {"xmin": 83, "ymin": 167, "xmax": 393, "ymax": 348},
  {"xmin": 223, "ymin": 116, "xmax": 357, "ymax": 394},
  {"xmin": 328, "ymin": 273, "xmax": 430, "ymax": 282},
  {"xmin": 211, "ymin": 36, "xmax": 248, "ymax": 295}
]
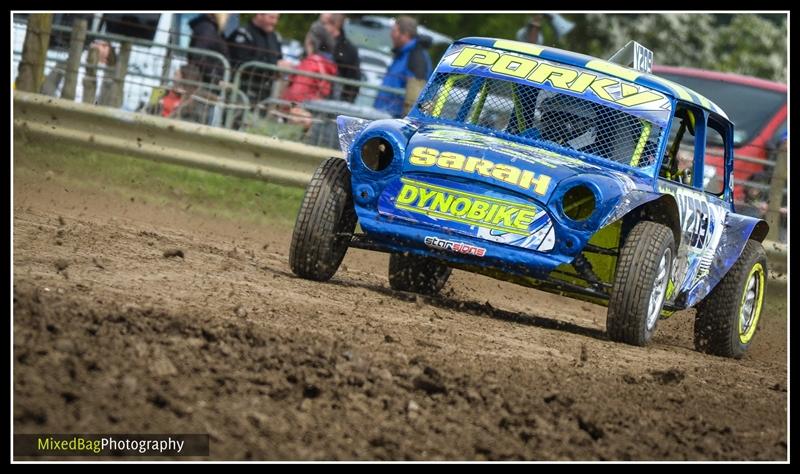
[
  {"xmin": 245, "ymin": 118, "xmax": 307, "ymax": 142},
  {"xmin": 13, "ymin": 139, "xmax": 307, "ymax": 228}
]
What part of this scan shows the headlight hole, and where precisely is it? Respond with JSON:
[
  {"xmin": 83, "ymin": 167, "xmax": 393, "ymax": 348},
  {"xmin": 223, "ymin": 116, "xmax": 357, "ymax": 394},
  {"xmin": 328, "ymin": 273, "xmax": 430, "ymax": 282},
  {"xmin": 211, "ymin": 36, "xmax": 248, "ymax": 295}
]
[
  {"xmin": 360, "ymin": 137, "xmax": 394, "ymax": 172},
  {"xmin": 562, "ymin": 185, "xmax": 595, "ymax": 222}
]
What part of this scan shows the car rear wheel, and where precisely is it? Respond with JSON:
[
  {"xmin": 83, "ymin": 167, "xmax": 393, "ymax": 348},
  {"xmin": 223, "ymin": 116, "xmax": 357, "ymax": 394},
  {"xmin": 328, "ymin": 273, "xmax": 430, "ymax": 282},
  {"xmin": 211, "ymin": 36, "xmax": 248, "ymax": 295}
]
[
  {"xmin": 694, "ymin": 240, "xmax": 767, "ymax": 359},
  {"xmin": 388, "ymin": 253, "xmax": 451, "ymax": 296},
  {"xmin": 289, "ymin": 157, "xmax": 357, "ymax": 281},
  {"xmin": 606, "ymin": 221, "xmax": 675, "ymax": 346}
]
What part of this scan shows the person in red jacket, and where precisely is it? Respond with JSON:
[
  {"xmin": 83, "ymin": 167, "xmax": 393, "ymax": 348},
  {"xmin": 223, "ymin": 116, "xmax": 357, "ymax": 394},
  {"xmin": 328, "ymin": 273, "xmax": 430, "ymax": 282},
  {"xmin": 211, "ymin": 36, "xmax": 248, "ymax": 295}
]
[{"xmin": 280, "ymin": 22, "xmax": 337, "ymax": 128}]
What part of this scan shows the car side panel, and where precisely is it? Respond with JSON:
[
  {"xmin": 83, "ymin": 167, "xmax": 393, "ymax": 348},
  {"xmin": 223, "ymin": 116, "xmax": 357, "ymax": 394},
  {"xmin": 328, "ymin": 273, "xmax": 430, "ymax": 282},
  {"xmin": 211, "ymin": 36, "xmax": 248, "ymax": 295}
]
[
  {"xmin": 680, "ymin": 210, "xmax": 768, "ymax": 308},
  {"xmin": 656, "ymin": 180, "xmax": 762, "ymax": 308}
]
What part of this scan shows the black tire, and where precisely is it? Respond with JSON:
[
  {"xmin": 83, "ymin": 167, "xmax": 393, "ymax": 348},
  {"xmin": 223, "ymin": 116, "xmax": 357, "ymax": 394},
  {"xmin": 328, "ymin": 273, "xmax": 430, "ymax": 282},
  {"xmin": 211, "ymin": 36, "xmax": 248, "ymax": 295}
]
[
  {"xmin": 694, "ymin": 240, "xmax": 767, "ymax": 359},
  {"xmin": 289, "ymin": 157, "xmax": 357, "ymax": 281},
  {"xmin": 388, "ymin": 253, "xmax": 451, "ymax": 296},
  {"xmin": 607, "ymin": 221, "xmax": 675, "ymax": 346}
]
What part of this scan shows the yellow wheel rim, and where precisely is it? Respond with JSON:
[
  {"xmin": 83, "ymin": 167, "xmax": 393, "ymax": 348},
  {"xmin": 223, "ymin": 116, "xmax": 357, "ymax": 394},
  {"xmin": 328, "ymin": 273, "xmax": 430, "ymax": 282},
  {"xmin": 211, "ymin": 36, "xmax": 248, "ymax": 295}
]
[{"xmin": 738, "ymin": 262, "xmax": 765, "ymax": 344}]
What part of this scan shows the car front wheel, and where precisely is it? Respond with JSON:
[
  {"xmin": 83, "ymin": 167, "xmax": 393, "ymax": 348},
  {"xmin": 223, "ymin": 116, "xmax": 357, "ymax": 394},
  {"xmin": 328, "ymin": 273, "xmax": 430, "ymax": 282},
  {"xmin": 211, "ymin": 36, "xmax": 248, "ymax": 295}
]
[
  {"xmin": 289, "ymin": 157, "xmax": 357, "ymax": 281},
  {"xmin": 606, "ymin": 221, "xmax": 675, "ymax": 346}
]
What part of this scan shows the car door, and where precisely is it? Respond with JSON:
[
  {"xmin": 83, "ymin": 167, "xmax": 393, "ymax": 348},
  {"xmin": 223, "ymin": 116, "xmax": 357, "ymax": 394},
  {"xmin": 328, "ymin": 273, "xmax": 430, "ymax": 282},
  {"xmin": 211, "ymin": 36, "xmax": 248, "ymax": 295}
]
[{"xmin": 657, "ymin": 102, "xmax": 732, "ymax": 303}]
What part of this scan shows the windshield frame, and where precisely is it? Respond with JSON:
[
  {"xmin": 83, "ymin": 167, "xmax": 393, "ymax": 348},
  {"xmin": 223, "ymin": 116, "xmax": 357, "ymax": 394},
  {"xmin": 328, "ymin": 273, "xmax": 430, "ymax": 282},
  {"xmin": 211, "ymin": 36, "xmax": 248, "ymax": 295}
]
[{"xmin": 409, "ymin": 44, "xmax": 672, "ymax": 177}]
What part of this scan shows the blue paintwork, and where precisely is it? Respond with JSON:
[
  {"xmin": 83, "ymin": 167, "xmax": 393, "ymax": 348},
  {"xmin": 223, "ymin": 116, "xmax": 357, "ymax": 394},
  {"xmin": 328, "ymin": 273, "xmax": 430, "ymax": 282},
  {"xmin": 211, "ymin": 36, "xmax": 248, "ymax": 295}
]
[{"xmin": 334, "ymin": 39, "xmax": 767, "ymax": 310}]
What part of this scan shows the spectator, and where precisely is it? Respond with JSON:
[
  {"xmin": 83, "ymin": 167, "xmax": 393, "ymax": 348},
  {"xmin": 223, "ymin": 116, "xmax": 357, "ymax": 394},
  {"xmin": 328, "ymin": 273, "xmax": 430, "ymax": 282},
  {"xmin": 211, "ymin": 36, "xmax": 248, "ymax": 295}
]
[
  {"xmin": 281, "ymin": 22, "xmax": 337, "ymax": 104},
  {"xmin": 374, "ymin": 16, "xmax": 432, "ymax": 117},
  {"xmin": 279, "ymin": 22, "xmax": 338, "ymax": 129},
  {"xmin": 188, "ymin": 14, "xmax": 230, "ymax": 88},
  {"xmin": 148, "ymin": 64, "xmax": 212, "ymax": 123},
  {"xmin": 89, "ymin": 40, "xmax": 118, "ymax": 106},
  {"xmin": 320, "ymin": 13, "xmax": 361, "ymax": 103},
  {"xmin": 90, "ymin": 40, "xmax": 116, "ymax": 71},
  {"xmin": 516, "ymin": 15, "xmax": 544, "ymax": 43},
  {"xmin": 41, "ymin": 38, "xmax": 116, "ymax": 105},
  {"xmin": 227, "ymin": 13, "xmax": 285, "ymax": 104}
]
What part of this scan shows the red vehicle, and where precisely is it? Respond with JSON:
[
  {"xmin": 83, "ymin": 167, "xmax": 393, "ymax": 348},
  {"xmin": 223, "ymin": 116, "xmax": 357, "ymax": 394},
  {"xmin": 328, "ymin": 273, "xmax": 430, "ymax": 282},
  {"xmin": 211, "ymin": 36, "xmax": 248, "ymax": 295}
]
[{"xmin": 652, "ymin": 65, "xmax": 787, "ymax": 202}]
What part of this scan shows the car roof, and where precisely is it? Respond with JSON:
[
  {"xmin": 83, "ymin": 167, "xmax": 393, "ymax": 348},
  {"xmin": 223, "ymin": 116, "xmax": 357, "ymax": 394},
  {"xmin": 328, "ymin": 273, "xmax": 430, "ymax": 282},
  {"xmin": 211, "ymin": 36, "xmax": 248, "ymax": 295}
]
[
  {"xmin": 651, "ymin": 65, "xmax": 787, "ymax": 94},
  {"xmin": 455, "ymin": 37, "xmax": 731, "ymax": 122}
]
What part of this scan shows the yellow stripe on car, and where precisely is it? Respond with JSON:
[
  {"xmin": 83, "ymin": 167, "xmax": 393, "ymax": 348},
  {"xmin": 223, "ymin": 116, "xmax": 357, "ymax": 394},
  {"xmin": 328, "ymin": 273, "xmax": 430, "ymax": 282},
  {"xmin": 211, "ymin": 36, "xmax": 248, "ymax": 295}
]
[
  {"xmin": 585, "ymin": 60, "xmax": 641, "ymax": 82},
  {"xmin": 630, "ymin": 120, "xmax": 652, "ymax": 166},
  {"xmin": 470, "ymin": 81, "xmax": 489, "ymax": 124},
  {"xmin": 493, "ymin": 39, "xmax": 545, "ymax": 57},
  {"xmin": 697, "ymin": 93, "xmax": 712, "ymax": 110},
  {"xmin": 433, "ymin": 74, "xmax": 464, "ymax": 117},
  {"xmin": 648, "ymin": 75, "xmax": 694, "ymax": 102}
]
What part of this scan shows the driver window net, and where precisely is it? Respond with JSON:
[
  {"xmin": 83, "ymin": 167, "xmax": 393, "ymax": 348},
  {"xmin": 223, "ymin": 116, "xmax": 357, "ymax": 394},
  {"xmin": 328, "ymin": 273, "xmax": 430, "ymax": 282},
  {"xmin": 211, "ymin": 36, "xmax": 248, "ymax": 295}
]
[{"xmin": 416, "ymin": 72, "xmax": 664, "ymax": 168}]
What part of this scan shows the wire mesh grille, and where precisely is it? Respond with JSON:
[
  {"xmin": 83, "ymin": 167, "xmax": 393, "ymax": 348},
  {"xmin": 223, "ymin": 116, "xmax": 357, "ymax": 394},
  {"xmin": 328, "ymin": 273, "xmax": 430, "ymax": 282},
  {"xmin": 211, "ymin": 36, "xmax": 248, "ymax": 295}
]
[{"xmin": 416, "ymin": 72, "xmax": 664, "ymax": 168}]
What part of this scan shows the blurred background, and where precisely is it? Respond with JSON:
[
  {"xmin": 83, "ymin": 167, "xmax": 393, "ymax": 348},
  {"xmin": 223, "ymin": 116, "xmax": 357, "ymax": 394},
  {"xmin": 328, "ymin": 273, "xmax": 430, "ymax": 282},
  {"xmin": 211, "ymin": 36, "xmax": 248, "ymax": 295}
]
[
  {"xmin": 280, "ymin": 13, "xmax": 788, "ymax": 82},
  {"xmin": 12, "ymin": 12, "xmax": 787, "ymax": 242}
]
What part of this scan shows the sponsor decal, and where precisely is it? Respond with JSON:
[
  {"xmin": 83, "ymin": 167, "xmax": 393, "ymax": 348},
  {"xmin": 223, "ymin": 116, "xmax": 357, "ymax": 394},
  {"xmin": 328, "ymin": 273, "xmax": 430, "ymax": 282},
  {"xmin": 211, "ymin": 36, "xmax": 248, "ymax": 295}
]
[
  {"xmin": 658, "ymin": 184, "xmax": 714, "ymax": 251},
  {"xmin": 424, "ymin": 236, "xmax": 487, "ymax": 257},
  {"xmin": 421, "ymin": 128, "xmax": 590, "ymax": 169},
  {"xmin": 658, "ymin": 182, "xmax": 727, "ymax": 289},
  {"xmin": 408, "ymin": 146, "xmax": 552, "ymax": 197},
  {"xmin": 395, "ymin": 177, "xmax": 539, "ymax": 236},
  {"xmin": 449, "ymin": 46, "xmax": 668, "ymax": 109}
]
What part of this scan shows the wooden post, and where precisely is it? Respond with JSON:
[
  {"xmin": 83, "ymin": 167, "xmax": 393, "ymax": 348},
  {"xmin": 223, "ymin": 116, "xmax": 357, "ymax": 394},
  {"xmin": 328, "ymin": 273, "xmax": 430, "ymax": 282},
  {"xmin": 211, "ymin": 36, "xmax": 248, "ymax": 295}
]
[
  {"xmin": 82, "ymin": 46, "xmax": 99, "ymax": 104},
  {"xmin": 765, "ymin": 142, "xmax": 787, "ymax": 242},
  {"xmin": 106, "ymin": 41, "xmax": 131, "ymax": 108},
  {"xmin": 61, "ymin": 18, "xmax": 88, "ymax": 101},
  {"xmin": 15, "ymin": 14, "xmax": 53, "ymax": 92}
]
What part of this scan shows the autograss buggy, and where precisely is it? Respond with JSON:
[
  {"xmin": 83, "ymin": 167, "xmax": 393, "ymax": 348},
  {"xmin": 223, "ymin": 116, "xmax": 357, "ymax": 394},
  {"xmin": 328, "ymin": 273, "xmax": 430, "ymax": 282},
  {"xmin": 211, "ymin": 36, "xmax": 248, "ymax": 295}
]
[{"xmin": 289, "ymin": 37, "xmax": 769, "ymax": 358}]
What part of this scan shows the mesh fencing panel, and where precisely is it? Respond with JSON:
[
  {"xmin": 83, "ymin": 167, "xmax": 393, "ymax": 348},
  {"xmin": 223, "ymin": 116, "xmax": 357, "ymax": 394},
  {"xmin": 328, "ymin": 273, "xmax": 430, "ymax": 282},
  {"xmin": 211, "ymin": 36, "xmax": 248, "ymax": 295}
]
[{"xmin": 417, "ymin": 72, "xmax": 664, "ymax": 168}]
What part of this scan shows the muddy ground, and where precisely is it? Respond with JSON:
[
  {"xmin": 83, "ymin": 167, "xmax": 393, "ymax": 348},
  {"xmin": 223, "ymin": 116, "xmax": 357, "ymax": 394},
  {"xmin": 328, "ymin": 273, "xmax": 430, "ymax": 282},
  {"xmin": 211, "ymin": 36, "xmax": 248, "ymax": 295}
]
[{"xmin": 13, "ymin": 167, "xmax": 787, "ymax": 461}]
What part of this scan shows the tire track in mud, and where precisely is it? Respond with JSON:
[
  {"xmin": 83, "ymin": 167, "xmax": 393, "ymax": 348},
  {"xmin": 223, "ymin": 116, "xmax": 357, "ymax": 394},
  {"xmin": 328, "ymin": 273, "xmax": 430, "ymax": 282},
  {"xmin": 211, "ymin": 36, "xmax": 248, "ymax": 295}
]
[{"xmin": 13, "ymin": 177, "xmax": 787, "ymax": 460}]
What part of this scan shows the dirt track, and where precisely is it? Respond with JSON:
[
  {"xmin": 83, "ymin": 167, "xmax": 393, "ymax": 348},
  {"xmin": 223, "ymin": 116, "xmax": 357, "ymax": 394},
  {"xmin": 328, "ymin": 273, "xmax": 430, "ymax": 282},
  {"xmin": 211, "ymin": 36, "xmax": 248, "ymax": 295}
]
[{"xmin": 13, "ymin": 171, "xmax": 787, "ymax": 461}]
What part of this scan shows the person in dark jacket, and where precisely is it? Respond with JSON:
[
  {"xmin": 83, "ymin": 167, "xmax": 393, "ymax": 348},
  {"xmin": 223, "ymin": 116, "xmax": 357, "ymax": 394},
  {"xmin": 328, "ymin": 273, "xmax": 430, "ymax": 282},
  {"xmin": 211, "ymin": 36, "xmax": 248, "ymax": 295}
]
[
  {"xmin": 320, "ymin": 13, "xmax": 361, "ymax": 103},
  {"xmin": 227, "ymin": 13, "xmax": 285, "ymax": 104},
  {"xmin": 374, "ymin": 16, "xmax": 432, "ymax": 117},
  {"xmin": 188, "ymin": 14, "xmax": 230, "ymax": 89}
]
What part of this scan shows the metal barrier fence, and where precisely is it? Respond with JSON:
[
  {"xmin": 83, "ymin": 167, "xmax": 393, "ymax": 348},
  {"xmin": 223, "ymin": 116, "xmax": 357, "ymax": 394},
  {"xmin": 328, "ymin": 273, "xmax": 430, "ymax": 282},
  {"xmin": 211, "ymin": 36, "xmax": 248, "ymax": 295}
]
[
  {"xmin": 226, "ymin": 60, "xmax": 403, "ymax": 149},
  {"xmin": 13, "ymin": 16, "xmax": 405, "ymax": 150},
  {"xmin": 13, "ymin": 15, "xmax": 788, "ymax": 242},
  {"xmin": 13, "ymin": 19, "xmax": 234, "ymax": 126}
]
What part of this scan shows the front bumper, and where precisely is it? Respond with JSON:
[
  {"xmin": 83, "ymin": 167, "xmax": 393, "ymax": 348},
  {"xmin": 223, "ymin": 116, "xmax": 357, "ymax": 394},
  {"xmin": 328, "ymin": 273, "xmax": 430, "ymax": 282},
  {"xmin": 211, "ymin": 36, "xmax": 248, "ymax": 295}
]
[{"xmin": 353, "ymin": 212, "xmax": 574, "ymax": 280}]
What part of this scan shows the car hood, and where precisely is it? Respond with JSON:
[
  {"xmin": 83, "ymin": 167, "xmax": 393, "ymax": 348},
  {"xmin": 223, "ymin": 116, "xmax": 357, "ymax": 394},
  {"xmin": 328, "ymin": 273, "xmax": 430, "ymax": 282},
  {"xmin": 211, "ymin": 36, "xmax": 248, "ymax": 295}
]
[{"xmin": 402, "ymin": 124, "xmax": 626, "ymax": 203}]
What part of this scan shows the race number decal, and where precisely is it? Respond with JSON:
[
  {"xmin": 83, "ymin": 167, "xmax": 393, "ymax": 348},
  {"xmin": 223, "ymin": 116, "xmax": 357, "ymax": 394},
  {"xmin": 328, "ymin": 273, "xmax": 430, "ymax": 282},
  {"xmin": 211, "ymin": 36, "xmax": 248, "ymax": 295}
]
[
  {"xmin": 659, "ymin": 182, "xmax": 728, "ymax": 292},
  {"xmin": 633, "ymin": 43, "xmax": 653, "ymax": 74},
  {"xmin": 675, "ymin": 192, "xmax": 711, "ymax": 250}
]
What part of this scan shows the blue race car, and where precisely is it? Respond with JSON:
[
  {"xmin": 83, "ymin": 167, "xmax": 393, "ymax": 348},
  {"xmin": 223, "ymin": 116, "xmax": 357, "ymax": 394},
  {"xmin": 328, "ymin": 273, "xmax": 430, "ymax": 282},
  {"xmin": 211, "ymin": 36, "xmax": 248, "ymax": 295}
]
[{"xmin": 289, "ymin": 37, "xmax": 769, "ymax": 358}]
